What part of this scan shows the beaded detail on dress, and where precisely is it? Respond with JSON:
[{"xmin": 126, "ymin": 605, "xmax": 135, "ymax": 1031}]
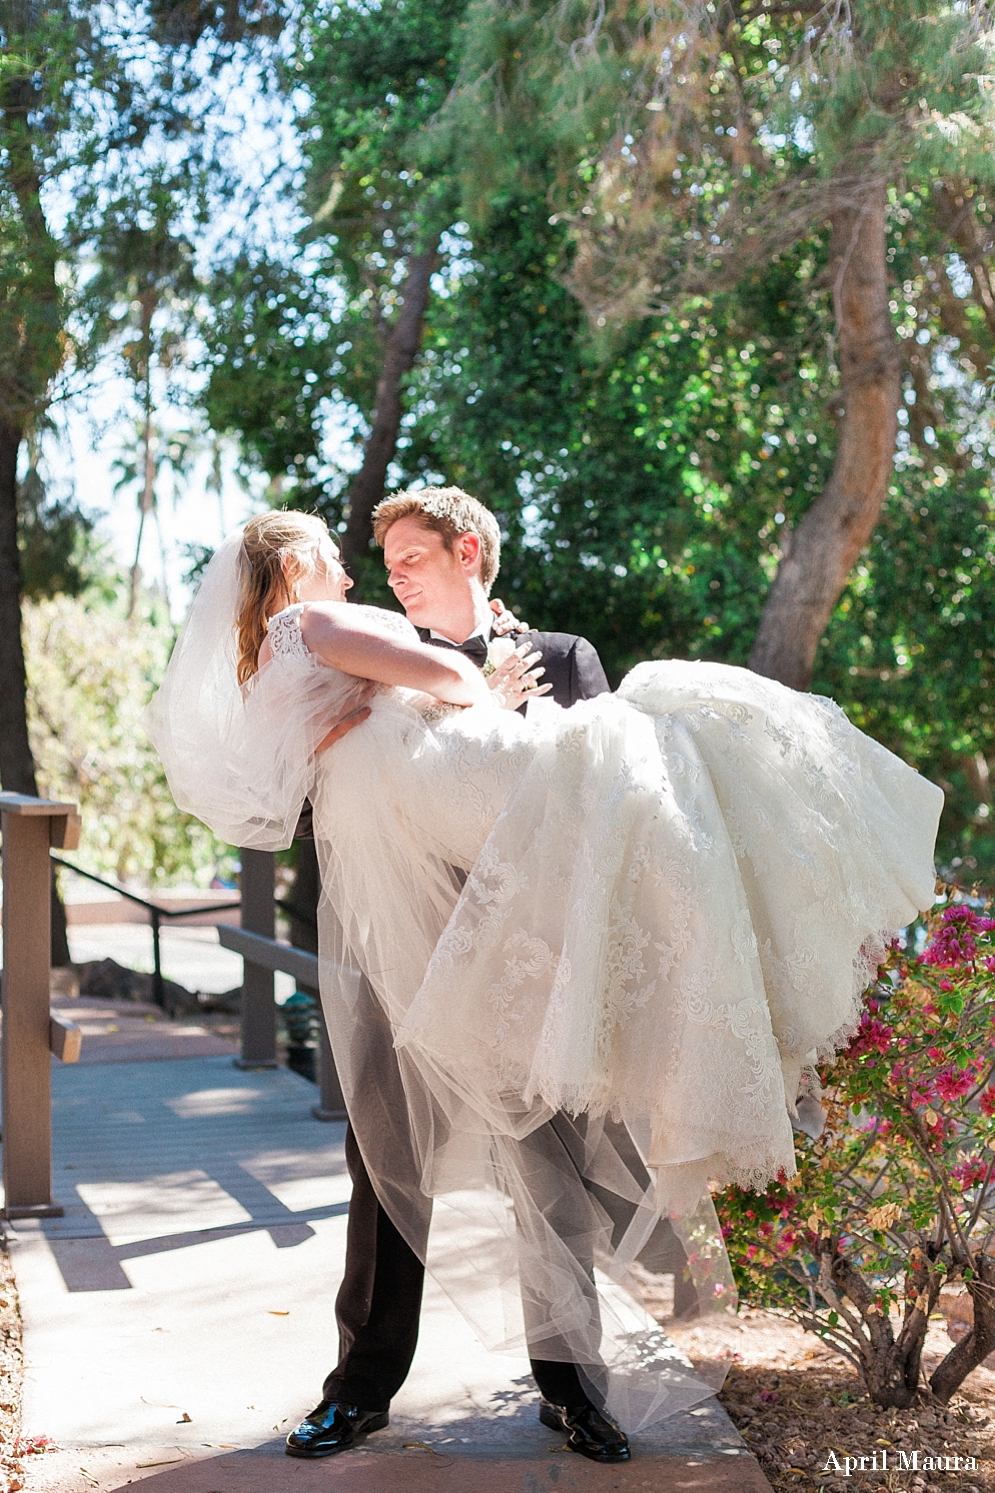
[
  {"xmin": 267, "ymin": 604, "xmax": 310, "ymax": 662},
  {"xmin": 421, "ymin": 700, "xmax": 463, "ymax": 725}
]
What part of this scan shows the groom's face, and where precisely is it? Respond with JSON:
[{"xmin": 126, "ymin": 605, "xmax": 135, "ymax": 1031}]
[{"xmin": 383, "ymin": 516, "xmax": 481, "ymax": 631}]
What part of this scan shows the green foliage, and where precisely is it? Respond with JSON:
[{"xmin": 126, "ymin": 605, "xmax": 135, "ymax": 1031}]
[
  {"xmin": 435, "ymin": 0, "xmax": 995, "ymax": 315},
  {"xmin": 198, "ymin": 0, "xmax": 471, "ymax": 502},
  {"xmin": 0, "ymin": 3, "xmax": 116, "ymax": 425},
  {"xmin": 401, "ymin": 199, "xmax": 838, "ymax": 672},
  {"xmin": 23, "ymin": 596, "xmax": 233, "ymax": 885},
  {"xmin": 16, "ymin": 462, "xmax": 107, "ymax": 601},
  {"xmin": 716, "ymin": 898, "xmax": 995, "ymax": 1404},
  {"xmin": 201, "ymin": 253, "xmax": 340, "ymax": 497},
  {"xmin": 299, "ymin": 0, "xmax": 463, "ymax": 246}
]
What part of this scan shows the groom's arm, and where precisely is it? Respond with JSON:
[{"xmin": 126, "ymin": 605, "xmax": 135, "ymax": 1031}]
[{"xmin": 522, "ymin": 632, "xmax": 609, "ymax": 709}]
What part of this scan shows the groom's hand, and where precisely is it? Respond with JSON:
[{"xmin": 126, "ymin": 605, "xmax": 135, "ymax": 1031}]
[
  {"xmin": 489, "ymin": 598, "xmax": 530, "ymax": 636},
  {"xmin": 316, "ymin": 686, "xmax": 376, "ymax": 754},
  {"xmin": 487, "ymin": 644, "xmax": 551, "ymax": 711},
  {"xmin": 316, "ymin": 704, "xmax": 372, "ymax": 753}
]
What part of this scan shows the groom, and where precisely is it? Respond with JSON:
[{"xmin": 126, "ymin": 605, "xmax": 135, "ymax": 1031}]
[{"xmin": 286, "ymin": 488, "xmax": 629, "ymax": 1464}]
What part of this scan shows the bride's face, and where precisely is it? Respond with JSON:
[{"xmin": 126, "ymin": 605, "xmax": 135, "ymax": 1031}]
[{"xmin": 294, "ymin": 539, "xmax": 353, "ymax": 604}]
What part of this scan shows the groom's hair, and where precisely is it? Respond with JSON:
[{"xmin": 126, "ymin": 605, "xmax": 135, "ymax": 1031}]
[{"xmin": 372, "ymin": 487, "xmax": 501, "ymax": 593}]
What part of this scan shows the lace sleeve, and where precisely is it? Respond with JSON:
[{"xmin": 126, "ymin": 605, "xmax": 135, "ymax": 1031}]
[
  {"xmin": 267, "ymin": 604, "xmax": 310, "ymax": 660},
  {"xmin": 269, "ymin": 603, "xmax": 417, "ymax": 660}
]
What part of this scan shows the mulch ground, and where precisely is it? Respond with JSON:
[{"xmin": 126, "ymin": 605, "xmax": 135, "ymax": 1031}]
[
  {"xmin": 0, "ymin": 1239, "xmax": 24, "ymax": 1493},
  {"xmin": 666, "ymin": 1304, "xmax": 995, "ymax": 1492},
  {"xmin": 720, "ymin": 1360, "xmax": 994, "ymax": 1492}
]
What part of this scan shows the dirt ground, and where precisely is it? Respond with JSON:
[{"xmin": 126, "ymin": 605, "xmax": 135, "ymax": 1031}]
[{"xmin": 668, "ymin": 1305, "xmax": 995, "ymax": 1492}]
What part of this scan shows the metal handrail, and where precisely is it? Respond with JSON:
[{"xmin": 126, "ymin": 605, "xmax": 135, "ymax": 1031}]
[
  {"xmin": 51, "ymin": 856, "xmax": 241, "ymax": 1011},
  {"xmin": 275, "ymin": 896, "xmax": 318, "ymax": 934}
]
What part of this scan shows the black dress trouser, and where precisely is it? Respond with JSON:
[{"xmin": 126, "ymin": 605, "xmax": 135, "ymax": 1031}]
[{"xmin": 322, "ymin": 1125, "xmax": 590, "ymax": 1412}]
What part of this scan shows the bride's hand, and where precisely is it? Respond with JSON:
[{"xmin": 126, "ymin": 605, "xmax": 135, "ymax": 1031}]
[{"xmin": 487, "ymin": 644, "xmax": 551, "ymax": 711}]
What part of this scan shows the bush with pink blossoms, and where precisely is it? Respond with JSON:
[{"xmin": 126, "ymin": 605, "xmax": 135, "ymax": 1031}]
[{"xmin": 716, "ymin": 894, "xmax": 995, "ymax": 1408}]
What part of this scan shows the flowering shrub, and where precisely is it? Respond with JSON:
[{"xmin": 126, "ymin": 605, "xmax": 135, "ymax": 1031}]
[
  {"xmin": 716, "ymin": 894, "xmax": 995, "ymax": 1407},
  {"xmin": 23, "ymin": 596, "xmax": 234, "ymax": 885}
]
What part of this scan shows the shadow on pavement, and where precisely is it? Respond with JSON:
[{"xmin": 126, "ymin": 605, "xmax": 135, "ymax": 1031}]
[{"xmin": 48, "ymin": 1205, "xmax": 347, "ymax": 1291}]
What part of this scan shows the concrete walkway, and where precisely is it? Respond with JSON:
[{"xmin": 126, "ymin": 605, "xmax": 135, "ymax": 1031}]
[{"xmin": 7, "ymin": 1049, "xmax": 771, "ymax": 1493}]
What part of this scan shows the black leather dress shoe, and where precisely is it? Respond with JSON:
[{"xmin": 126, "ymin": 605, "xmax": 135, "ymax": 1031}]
[
  {"xmin": 285, "ymin": 1400, "xmax": 389, "ymax": 1458},
  {"xmin": 538, "ymin": 1397, "xmax": 631, "ymax": 1463}
]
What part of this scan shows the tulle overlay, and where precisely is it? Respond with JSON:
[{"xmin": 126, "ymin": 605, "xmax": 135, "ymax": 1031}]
[{"xmin": 146, "ymin": 550, "xmax": 943, "ymax": 1431}]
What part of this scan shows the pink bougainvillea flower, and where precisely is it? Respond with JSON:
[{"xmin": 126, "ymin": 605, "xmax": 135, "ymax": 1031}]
[
  {"xmin": 952, "ymin": 1157, "xmax": 990, "ymax": 1187},
  {"xmin": 848, "ymin": 1016, "xmax": 895, "ymax": 1058},
  {"xmin": 922, "ymin": 907, "xmax": 995, "ymax": 970},
  {"xmin": 933, "ymin": 1068, "xmax": 975, "ymax": 1102}
]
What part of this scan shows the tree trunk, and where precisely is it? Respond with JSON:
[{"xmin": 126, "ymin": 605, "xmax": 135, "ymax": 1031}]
[
  {"xmin": 930, "ymin": 1254, "xmax": 995, "ymax": 1404},
  {"xmin": 828, "ymin": 1246, "xmax": 925, "ymax": 1409},
  {"xmin": 749, "ymin": 179, "xmax": 901, "ymax": 690},
  {"xmin": 340, "ymin": 245, "xmax": 440, "ymax": 566},
  {"xmin": 0, "ymin": 415, "xmax": 70, "ymax": 964},
  {"xmin": 1, "ymin": 66, "xmax": 72, "ymax": 965},
  {"xmin": 0, "ymin": 417, "xmax": 34, "ymax": 799}
]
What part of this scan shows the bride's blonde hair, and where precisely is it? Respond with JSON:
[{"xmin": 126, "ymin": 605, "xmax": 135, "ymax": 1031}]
[{"xmin": 236, "ymin": 511, "xmax": 331, "ymax": 683}]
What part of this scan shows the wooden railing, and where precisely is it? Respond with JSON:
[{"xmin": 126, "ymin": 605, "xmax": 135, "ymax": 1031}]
[
  {"xmin": 0, "ymin": 807, "xmax": 347, "ymax": 1222},
  {"xmin": 0, "ymin": 793, "xmax": 84, "ymax": 1219},
  {"xmin": 222, "ymin": 849, "xmax": 346, "ymax": 1120}
]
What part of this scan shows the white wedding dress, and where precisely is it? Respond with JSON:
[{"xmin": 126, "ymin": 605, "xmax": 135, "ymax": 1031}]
[
  {"xmin": 266, "ymin": 604, "xmax": 941, "ymax": 1196},
  {"xmin": 146, "ymin": 537, "xmax": 943, "ymax": 1429}
]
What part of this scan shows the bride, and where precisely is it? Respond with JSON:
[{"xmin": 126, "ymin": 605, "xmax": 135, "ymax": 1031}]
[{"xmin": 147, "ymin": 508, "xmax": 943, "ymax": 1429}]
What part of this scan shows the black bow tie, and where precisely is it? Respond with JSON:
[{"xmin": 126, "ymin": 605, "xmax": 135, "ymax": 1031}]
[{"xmin": 418, "ymin": 630, "xmax": 489, "ymax": 668}]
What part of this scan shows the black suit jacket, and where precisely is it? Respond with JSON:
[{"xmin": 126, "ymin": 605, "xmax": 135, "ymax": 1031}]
[
  {"xmin": 511, "ymin": 630, "xmax": 610, "ymax": 710},
  {"xmin": 294, "ymin": 625, "xmax": 610, "ymax": 838}
]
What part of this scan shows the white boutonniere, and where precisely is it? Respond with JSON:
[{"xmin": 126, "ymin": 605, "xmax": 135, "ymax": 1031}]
[{"xmin": 483, "ymin": 636, "xmax": 517, "ymax": 676}]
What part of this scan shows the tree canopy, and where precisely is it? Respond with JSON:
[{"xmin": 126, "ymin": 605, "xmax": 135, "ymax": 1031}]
[
  {"xmin": 201, "ymin": 0, "xmax": 995, "ymax": 879},
  {"xmin": 4, "ymin": 0, "xmax": 995, "ymax": 887}
]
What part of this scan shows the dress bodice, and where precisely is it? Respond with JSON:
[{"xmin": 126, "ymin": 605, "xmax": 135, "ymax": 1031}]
[
  {"xmin": 313, "ymin": 657, "xmax": 541, "ymax": 873},
  {"xmin": 263, "ymin": 601, "xmax": 541, "ymax": 869}
]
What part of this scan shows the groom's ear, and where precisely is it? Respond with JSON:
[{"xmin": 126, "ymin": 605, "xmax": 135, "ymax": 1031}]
[{"xmin": 455, "ymin": 531, "xmax": 482, "ymax": 577}]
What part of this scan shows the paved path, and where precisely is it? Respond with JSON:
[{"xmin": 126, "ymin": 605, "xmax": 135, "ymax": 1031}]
[{"xmin": 8, "ymin": 1052, "xmax": 771, "ymax": 1493}]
